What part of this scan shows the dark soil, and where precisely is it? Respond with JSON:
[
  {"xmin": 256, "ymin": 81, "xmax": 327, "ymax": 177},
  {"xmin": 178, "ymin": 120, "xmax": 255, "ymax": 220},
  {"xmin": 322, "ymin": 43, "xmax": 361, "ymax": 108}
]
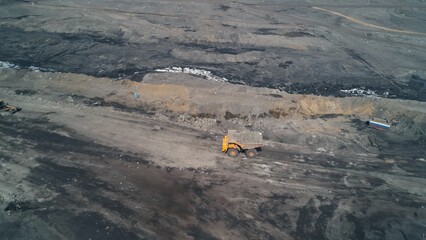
[{"xmin": 1, "ymin": 24, "xmax": 424, "ymax": 101}]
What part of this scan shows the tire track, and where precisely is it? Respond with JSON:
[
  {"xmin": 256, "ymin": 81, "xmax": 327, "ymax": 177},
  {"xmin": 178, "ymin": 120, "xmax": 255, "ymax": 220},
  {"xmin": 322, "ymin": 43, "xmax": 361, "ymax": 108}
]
[{"xmin": 313, "ymin": 7, "xmax": 426, "ymax": 36}]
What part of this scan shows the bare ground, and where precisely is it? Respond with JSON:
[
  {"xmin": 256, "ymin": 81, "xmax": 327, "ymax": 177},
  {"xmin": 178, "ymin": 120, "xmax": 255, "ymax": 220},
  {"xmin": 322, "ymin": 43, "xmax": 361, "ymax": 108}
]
[
  {"xmin": 1, "ymin": 68, "xmax": 426, "ymax": 239},
  {"xmin": 1, "ymin": 0, "xmax": 426, "ymax": 239}
]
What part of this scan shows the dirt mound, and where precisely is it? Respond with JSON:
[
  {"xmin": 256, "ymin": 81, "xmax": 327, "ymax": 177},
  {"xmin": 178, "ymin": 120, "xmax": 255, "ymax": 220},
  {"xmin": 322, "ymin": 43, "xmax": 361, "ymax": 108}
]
[
  {"xmin": 2, "ymin": 68, "xmax": 425, "ymax": 129},
  {"xmin": 297, "ymin": 96, "xmax": 374, "ymax": 116},
  {"xmin": 119, "ymin": 79, "xmax": 191, "ymax": 112}
]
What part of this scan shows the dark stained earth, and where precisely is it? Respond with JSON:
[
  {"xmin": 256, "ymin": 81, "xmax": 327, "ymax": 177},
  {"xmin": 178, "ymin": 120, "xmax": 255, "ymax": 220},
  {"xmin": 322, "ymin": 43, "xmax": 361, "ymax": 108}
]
[{"xmin": 1, "ymin": 0, "xmax": 426, "ymax": 100}]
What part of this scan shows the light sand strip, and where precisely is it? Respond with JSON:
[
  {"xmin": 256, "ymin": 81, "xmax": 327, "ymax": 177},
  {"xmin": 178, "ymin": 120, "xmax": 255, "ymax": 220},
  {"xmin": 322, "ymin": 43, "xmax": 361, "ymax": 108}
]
[{"xmin": 313, "ymin": 6, "xmax": 426, "ymax": 36}]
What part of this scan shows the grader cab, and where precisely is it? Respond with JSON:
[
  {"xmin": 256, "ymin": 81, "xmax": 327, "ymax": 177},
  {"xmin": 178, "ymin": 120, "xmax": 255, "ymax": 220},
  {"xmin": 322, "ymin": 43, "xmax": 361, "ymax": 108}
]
[{"xmin": 222, "ymin": 130, "xmax": 263, "ymax": 158}]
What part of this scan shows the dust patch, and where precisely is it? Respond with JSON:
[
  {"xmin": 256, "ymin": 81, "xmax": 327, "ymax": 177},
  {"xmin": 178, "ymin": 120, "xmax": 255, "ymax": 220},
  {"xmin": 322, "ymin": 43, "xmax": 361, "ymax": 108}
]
[{"xmin": 121, "ymin": 80, "xmax": 191, "ymax": 113}]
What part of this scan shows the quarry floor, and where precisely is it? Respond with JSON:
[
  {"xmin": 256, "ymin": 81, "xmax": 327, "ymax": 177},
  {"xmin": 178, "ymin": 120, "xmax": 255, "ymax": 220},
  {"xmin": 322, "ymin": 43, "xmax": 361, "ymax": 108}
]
[
  {"xmin": 0, "ymin": 69, "xmax": 425, "ymax": 240},
  {"xmin": 1, "ymin": 0, "xmax": 426, "ymax": 239}
]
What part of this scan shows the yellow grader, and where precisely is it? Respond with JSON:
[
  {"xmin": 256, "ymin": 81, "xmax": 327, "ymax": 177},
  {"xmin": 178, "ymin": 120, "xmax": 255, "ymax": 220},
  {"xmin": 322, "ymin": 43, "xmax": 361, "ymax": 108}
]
[{"xmin": 222, "ymin": 130, "xmax": 263, "ymax": 158}]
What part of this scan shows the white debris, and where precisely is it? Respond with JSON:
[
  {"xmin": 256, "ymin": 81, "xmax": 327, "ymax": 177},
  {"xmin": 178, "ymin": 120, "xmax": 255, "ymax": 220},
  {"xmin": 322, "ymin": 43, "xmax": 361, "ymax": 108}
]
[
  {"xmin": 0, "ymin": 61, "xmax": 54, "ymax": 72},
  {"xmin": 0, "ymin": 61, "xmax": 19, "ymax": 69},
  {"xmin": 155, "ymin": 67, "xmax": 228, "ymax": 82},
  {"xmin": 316, "ymin": 148, "xmax": 327, "ymax": 153},
  {"xmin": 340, "ymin": 88, "xmax": 377, "ymax": 96},
  {"xmin": 29, "ymin": 66, "xmax": 44, "ymax": 72}
]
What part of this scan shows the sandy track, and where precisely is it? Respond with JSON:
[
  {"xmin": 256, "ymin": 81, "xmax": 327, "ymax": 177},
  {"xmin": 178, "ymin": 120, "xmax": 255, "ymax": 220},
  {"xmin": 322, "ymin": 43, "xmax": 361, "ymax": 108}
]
[{"xmin": 313, "ymin": 7, "xmax": 426, "ymax": 35}]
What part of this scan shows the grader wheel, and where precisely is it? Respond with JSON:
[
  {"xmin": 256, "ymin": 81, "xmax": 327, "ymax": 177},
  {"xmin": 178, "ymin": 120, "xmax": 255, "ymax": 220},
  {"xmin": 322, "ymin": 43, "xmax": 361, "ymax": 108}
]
[{"xmin": 227, "ymin": 148, "xmax": 239, "ymax": 157}]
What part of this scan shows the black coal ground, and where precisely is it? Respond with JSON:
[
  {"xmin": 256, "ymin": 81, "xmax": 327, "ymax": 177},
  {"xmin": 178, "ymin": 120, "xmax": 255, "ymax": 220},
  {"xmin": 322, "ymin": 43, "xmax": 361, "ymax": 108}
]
[
  {"xmin": 0, "ymin": 26, "xmax": 424, "ymax": 101},
  {"xmin": 0, "ymin": 111, "xmax": 425, "ymax": 239}
]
